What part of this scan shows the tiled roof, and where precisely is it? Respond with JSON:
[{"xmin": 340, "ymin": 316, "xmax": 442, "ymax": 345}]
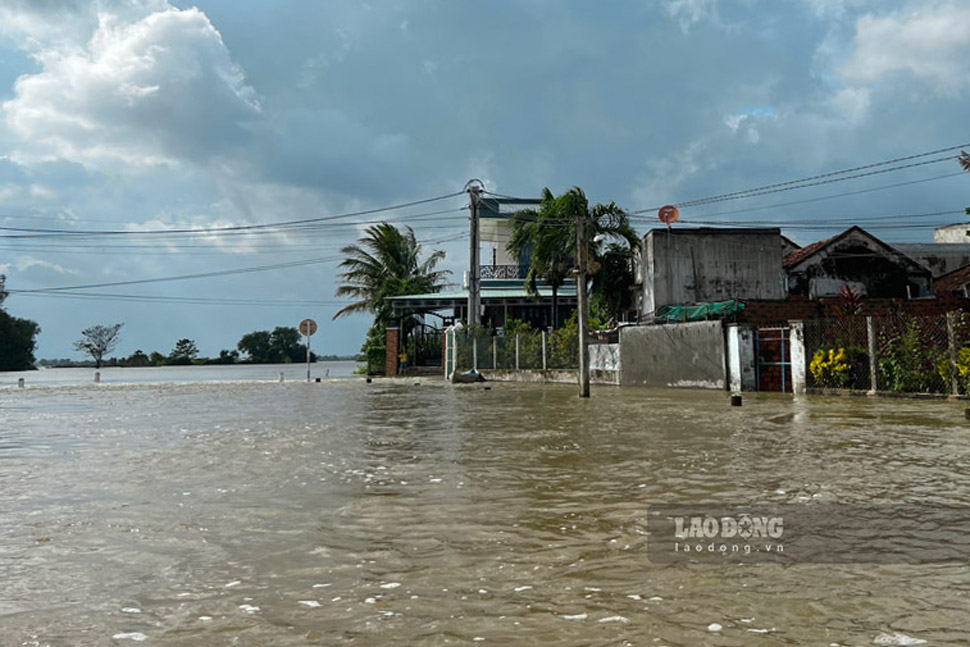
[
  {"xmin": 782, "ymin": 234, "xmax": 837, "ymax": 268},
  {"xmin": 933, "ymin": 264, "xmax": 970, "ymax": 294}
]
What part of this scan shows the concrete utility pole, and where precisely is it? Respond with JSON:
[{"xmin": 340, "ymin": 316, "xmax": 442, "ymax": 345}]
[
  {"xmin": 576, "ymin": 212, "xmax": 590, "ymax": 398},
  {"xmin": 466, "ymin": 180, "xmax": 484, "ymax": 326}
]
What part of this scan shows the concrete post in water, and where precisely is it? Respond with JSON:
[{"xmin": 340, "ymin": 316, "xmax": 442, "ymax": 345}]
[
  {"xmin": 542, "ymin": 331, "xmax": 547, "ymax": 370},
  {"xmin": 492, "ymin": 339, "xmax": 497, "ymax": 370},
  {"xmin": 279, "ymin": 372, "xmax": 285, "ymax": 383},
  {"xmin": 730, "ymin": 394, "xmax": 742, "ymax": 406},
  {"xmin": 515, "ymin": 334, "xmax": 520, "ymax": 370},
  {"xmin": 472, "ymin": 337, "xmax": 478, "ymax": 372},
  {"xmin": 17, "ymin": 377, "xmax": 25, "ymax": 388},
  {"xmin": 947, "ymin": 312, "xmax": 960, "ymax": 397},
  {"xmin": 94, "ymin": 371, "xmax": 101, "ymax": 383},
  {"xmin": 867, "ymin": 316, "xmax": 878, "ymax": 396},
  {"xmin": 788, "ymin": 321, "xmax": 807, "ymax": 395}
]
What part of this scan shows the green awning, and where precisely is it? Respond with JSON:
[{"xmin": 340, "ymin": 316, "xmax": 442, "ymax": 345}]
[{"xmin": 655, "ymin": 299, "xmax": 745, "ymax": 323}]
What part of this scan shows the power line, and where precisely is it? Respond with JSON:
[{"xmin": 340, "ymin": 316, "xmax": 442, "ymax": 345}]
[
  {"xmin": 633, "ymin": 141, "xmax": 970, "ymax": 212},
  {"xmin": 0, "ymin": 191, "xmax": 465, "ymax": 238},
  {"xmin": 8, "ymin": 231, "xmax": 467, "ymax": 295}
]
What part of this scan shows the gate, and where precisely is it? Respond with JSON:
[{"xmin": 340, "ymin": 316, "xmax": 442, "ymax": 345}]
[{"xmin": 756, "ymin": 327, "xmax": 792, "ymax": 392}]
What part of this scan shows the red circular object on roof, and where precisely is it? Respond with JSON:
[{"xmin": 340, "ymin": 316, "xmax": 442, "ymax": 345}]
[{"xmin": 658, "ymin": 205, "xmax": 680, "ymax": 225}]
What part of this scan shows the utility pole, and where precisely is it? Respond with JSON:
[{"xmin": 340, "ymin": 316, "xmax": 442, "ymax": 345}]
[
  {"xmin": 576, "ymin": 211, "xmax": 590, "ymax": 398},
  {"xmin": 466, "ymin": 180, "xmax": 483, "ymax": 326}
]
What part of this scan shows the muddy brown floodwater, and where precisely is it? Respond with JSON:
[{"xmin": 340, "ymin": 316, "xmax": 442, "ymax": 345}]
[{"xmin": 1, "ymin": 376, "xmax": 969, "ymax": 646}]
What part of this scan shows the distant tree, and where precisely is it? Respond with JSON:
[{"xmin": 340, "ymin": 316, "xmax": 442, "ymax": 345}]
[
  {"xmin": 236, "ymin": 328, "xmax": 313, "ymax": 363},
  {"xmin": 271, "ymin": 326, "xmax": 311, "ymax": 363},
  {"xmin": 73, "ymin": 323, "xmax": 123, "ymax": 369},
  {"xmin": 0, "ymin": 275, "xmax": 41, "ymax": 371},
  {"xmin": 0, "ymin": 310, "xmax": 41, "ymax": 371},
  {"xmin": 217, "ymin": 349, "xmax": 239, "ymax": 364},
  {"xmin": 237, "ymin": 330, "xmax": 273, "ymax": 362},
  {"xmin": 148, "ymin": 351, "xmax": 165, "ymax": 366},
  {"xmin": 169, "ymin": 338, "xmax": 199, "ymax": 365},
  {"xmin": 124, "ymin": 350, "xmax": 151, "ymax": 367}
]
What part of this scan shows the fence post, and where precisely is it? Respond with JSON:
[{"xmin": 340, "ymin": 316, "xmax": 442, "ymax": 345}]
[
  {"xmin": 542, "ymin": 331, "xmax": 547, "ymax": 370},
  {"xmin": 515, "ymin": 334, "xmax": 520, "ymax": 370},
  {"xmin": 492, "ymin": 339, "xmax": 497, "ymax": 369},
  {"xmin": 947, "ymin": 312, "xmax": 959, "ymax": 397},
  {"xmin": 472, "ymin": 336, "xmax": 478, "ymax": 372},
  {"xmin": 867, "ymin": 316, "xmax": 878, "ymax": 396}
]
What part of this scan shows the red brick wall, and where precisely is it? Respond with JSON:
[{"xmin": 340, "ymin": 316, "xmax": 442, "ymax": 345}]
[
  {"xmin": 385, "ymin": 327, "xmax": 400, "ymax": 376},
  {"xmin": 740, "ymin": 296, "xmax": 970, "ymax": 327}
]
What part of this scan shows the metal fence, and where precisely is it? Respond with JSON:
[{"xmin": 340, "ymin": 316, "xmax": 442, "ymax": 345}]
[
  {"xmin": 804, "ymin": 313, "xmax": 970, "ymax": 395},
  {"xmin": 453, "ymin": 328, "xmax": 579, "ymax": 372}
]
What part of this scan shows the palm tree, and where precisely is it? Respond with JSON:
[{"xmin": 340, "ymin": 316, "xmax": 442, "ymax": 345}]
[
  {"xmin": 507, "ymin": 187, "xmax": 639, "ymax": 328},
  {"xmin": 333, "ymin": 222, "xmax": 449, "ymax": 353}
]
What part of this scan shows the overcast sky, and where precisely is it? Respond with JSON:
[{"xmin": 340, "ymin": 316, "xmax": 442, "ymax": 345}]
[{"xmin": 0, "ymin": 0, "xmax": 968, "ymax": 359}]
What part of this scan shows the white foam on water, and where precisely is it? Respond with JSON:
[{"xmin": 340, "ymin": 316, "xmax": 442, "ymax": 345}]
[
  {"xmin": 599, "ymin": 616, "xmax": 629, "ymax": 624},
  {"xmin": 120, "ymin": 608, "xmax": 141, "ymax": 614},
  {"xmin": 429, "ymin": 478, "xmax": 442, "ymax": 483},
  {"xmin": 873, "ymin": 633, "xmax": 927, "ymax": 646},
  {"xmin": 198, "ymin": 616, "xmax": 212, "ymax": 621},
  {"xmin": 238, "ymin": 604, "xmax": 260, "ymax": 614},
  {"xmin": 331, "ymin": 597, "xmax": 342, "ymax": 602},
  {"xmin": 312, "ymin": 583, "xmax": 332, "ymax": 588},
  {"xmin": 112, "ymin": 633, "xmax": 147, "ymax": 642},
  {"xmin": 298, "ymin": 600, "xmax": 321, "ymax": 608},
  {"xmin": 626, "ymin": 594, "xmax": 642, "ymax": 600},
  {"xmin": 380, "ymin": 582, "xmax": 401, "ymax": 589},
  {"xmin": 224, "ymin": 581, "xmax": 241, "ymax": 588},
  {"xmin": 748, "ymin": 628, "xmax": 772, "ymax": 634},
  {"xmin": 364, "ymin": 597, "xmax": 377, "ymax": 604},
  {"xmin": 708, "ymin": 623, "xmax": 723, "ymax": 632},
  {"xmin": 584, "ymin": 587, "xmax": 601, "ymax": 592},
  {"xmin": 513, "ymin": 586, "xmax": 532, "ymax": 592},
  {"xmin": 562, "ymin": 614, "xmax": 588, "ymax": 621},
  {"xmin": 648, "ymin": 596, "xmax": 663, "ymax": 602},
  {"xmin": 740, "ymin": 617, "xmax": 755, "ymax": 623},
  {"xmin": 473, "ymin": 638, "xmax": 485, "ymax": 642}
]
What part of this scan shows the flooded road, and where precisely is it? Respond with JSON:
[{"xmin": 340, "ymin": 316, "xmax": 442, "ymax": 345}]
[{"xmin": 1, "ymin": 378, "xmax": 969, "ymax": 646}]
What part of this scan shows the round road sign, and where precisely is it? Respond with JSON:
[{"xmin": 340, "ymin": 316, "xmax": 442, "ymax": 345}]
[{"xmin": 299, "ymin": 318, "xmax": 318, "ymax": 336}]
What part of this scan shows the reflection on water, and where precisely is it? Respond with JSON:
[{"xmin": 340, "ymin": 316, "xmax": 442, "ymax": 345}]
[{"xmin": 1, "ymin": 380, "xmax": 969, "ymax": 645}]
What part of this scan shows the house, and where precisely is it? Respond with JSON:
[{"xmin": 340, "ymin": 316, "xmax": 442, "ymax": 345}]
[
  {"xmin": 638, "ymin": 227, "xmax": 787, "ymax": 316},
  {"xmin": 783, "ymin": 226, "xmax": 931, "ymax": 299},
  {"xmin": 385, "ymin": 196, "xmax": 577, "ymax": 330}
]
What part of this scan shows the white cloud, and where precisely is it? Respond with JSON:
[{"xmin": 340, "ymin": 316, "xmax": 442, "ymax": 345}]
[
  {"xmin": 13, "ymin": 256, "xmax": 77, "ymax": 276},
  {"xmin": 2, "ymin": 5, "xmax": 260, "ymax": 170},
  {"xmin": 663, "ymin": 0, "xmax": 720, "ymax": 31},
  {"xmin": 839, "ymin": 1, "xmax": 970, "ymax": 95}
]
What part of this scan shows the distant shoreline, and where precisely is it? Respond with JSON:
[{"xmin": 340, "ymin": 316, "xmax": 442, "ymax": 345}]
[{"xmin": 36, "ymin": 356, "xmax": 359, "ymax": 369}]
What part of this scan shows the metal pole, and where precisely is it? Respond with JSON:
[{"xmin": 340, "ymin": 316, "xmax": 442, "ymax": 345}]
[
  {"xmin": 473, "ymin": 336, "xmax": 478, "ymax": 372},
  {"xmin": 577, "ymin": 212, "xmax": 590, "ymax": 397},
  {"xmin": 306, "ymin": 329, "xmax": 311, "ymax": 382},
  {"xmin": 542, "ymin": 330, "xmax": 547, "ymax": 370},
  {"xmin": 466, "ymin": 181, "xmax": 483, "ymax": 326}
]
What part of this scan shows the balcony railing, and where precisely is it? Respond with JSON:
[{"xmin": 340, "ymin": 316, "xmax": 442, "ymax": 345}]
[{"xmin": 480, "ymin": 264, "xmax": 528, "ymax": 280}]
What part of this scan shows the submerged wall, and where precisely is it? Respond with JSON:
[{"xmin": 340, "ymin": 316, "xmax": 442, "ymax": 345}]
[{"xmin": 619, "ymin": 321, "xmax": 726, "ymax": 389}]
